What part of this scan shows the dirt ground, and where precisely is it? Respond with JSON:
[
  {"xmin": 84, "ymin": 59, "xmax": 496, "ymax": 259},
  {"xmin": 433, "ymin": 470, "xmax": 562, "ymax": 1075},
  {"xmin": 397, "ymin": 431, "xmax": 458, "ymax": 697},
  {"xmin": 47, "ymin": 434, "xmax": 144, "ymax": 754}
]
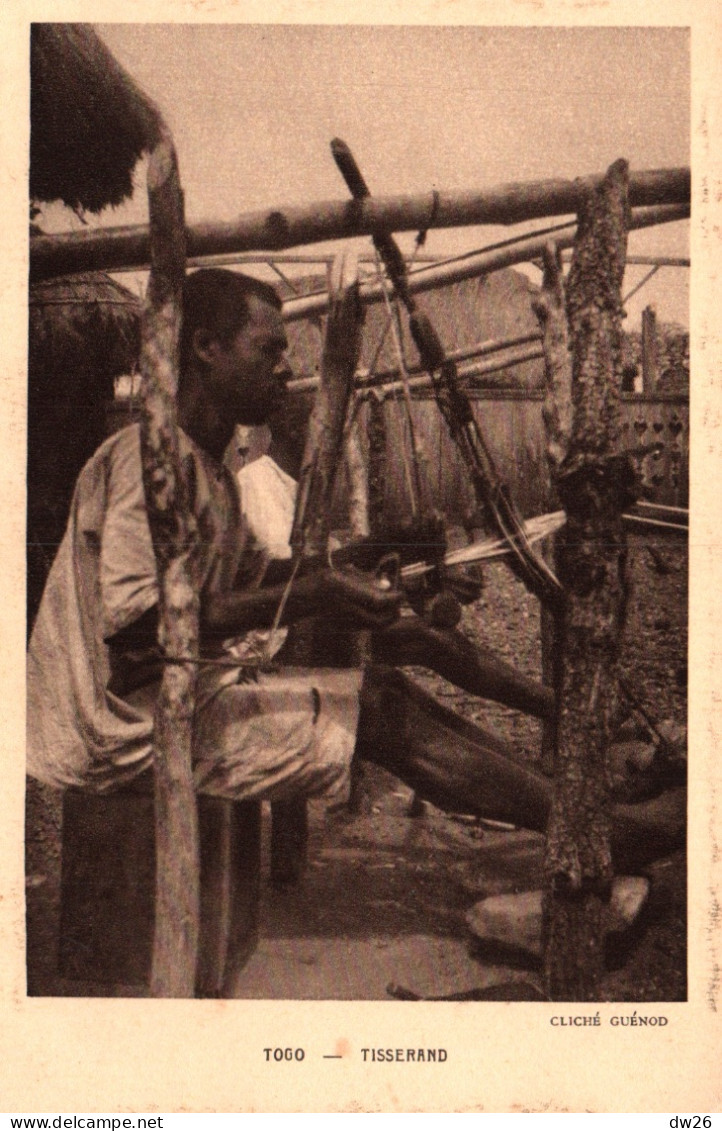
[{"xmin": 25, "ymin": 533, "xmax": 687, "ymax": 1001}]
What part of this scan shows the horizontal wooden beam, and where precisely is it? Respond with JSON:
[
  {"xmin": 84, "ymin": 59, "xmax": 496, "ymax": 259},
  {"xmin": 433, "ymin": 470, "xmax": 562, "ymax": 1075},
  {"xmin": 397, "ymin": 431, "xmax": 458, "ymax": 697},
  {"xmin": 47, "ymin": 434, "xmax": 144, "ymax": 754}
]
[
  {"xmin": 287, "ymin": 332, "xmax": 542, "ymax": 392},
  {"xmin": 560, "ymin": 252, "xmax": 690, "ymax": 268},
  {"xmin": 289, "ymin": 344, "xmax": 544, "ymax": 398},
  {"xmin": 30, "ymin": 166, "xmax": 689, "ymax": 280},
  {"xmin": 282, "ymin": 203, "xmax": 689, "ymax": 323},
  {"xmin": 369, "ymin": 347, "xmax": 545, "ymax": 400}
]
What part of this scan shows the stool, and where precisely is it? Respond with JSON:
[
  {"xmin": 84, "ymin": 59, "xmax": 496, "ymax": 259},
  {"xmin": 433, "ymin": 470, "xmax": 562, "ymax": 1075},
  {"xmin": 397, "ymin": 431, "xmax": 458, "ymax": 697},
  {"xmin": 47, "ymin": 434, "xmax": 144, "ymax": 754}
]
[
  {"xmin": 270, "ymin": 798, "xmax": 309, "ymax": 887},
  {"xmin": 58, "ymin": 784, "xmax": 261, "ymax": 997}
]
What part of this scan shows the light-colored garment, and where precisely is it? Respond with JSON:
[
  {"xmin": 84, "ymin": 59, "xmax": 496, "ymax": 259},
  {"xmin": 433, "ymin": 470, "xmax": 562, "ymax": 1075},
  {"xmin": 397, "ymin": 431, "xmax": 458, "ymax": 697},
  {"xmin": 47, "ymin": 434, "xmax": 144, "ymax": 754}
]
[
  {"xmin": 27, "ymin": 425, "xmax": 361, "ymax": 801},
  {"xmin": 233, "ymin": 454, "xmax": 297, "ymax": 661},
  {"xmin": 237, "ymin": 454, "xmax": 296, "ymax": 562}
]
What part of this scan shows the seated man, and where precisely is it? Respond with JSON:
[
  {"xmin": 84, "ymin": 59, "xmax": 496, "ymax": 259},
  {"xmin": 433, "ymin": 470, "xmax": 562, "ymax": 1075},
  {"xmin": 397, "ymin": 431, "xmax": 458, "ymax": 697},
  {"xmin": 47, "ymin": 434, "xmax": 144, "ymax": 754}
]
[
  {"xmin": 27, "ymin": 268, "xmax": 684, "ymax": 872},
  {"xmin": 28, "ymin": 269, "xmax": 388, "ymax": 805}
]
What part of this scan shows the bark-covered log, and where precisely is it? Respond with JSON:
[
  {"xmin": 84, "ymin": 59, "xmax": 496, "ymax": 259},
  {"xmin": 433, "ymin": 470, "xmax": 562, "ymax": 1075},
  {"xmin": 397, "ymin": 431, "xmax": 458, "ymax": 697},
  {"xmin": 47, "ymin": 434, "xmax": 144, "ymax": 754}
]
[
  {"xmin": 344, "ymin": 411, "xmax": 371, "ymax": 540},
  {"xmin": 291, "ymin": 253, "xmax": 364, "ymax": 558},
  {"xmin": 533, "ymin": 245, "xmax": 573, "ymax": 776},
  {"xmin": 367, "ymin": 397, "xmax": 388, "ymax": 531},
  {"xmin": 540, "ymin": 159, "xmax": 635, "ymax": 1001},
  {"xmin": 342, "ymin": 396, "xmax": 375, "ymax": 814},
  {"xmin": 137, "ymin": 130, "xmax": 200, "ymax": 999},
  {"xmin": 533, "ymin": 243, "xmax": 573, "ymax": 473},
  {"xmin": 281, "ymin": 252, "xmax": 367, "ymax": 832},
  {"xmin": 30, "ymin": 167, "xmax": 689, "ymax": 279}
]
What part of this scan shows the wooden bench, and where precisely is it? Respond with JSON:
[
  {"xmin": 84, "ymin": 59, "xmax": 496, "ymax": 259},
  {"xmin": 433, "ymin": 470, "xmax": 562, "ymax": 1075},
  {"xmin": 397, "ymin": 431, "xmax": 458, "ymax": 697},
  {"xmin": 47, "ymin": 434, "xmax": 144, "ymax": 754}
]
[{"xmin": 59, "ymin": 781, "xmax": 262, "ymax": 997}]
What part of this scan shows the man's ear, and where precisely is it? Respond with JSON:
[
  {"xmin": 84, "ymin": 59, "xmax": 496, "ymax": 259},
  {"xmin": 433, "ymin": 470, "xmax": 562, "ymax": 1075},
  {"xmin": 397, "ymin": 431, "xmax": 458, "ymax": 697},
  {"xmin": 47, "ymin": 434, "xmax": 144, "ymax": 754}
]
[{"xmin": 192, "ymin": 328, "xmax": 221, "ymax": 367}]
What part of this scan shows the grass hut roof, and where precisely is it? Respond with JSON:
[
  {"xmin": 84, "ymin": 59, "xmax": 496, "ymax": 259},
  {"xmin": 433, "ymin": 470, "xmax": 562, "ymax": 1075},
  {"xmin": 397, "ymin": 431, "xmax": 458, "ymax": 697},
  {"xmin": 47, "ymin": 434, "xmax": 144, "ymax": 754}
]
[
  {"xmin": 30, "ymin": 24, "xmax": 163, "ymax": 214},
  {"xmin": 281, "ymin": 267, "xmax": 544, "ymax": 389},
  {"xmin": 29, "ymin": 271, "xmax": 141, "ymax": 390},
  {"xmin": 27, "ymin": 272, "xmax": 142, "ymax": 624}
]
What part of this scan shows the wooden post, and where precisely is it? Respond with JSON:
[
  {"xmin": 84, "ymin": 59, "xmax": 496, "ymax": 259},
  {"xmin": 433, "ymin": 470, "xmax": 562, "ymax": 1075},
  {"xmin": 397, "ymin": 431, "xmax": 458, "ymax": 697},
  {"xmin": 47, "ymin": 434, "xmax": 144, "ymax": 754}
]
[
  {"xmin": 539, "ymin": 542, "xmax": 560, "ymax": 777},
  {"xmin": 275, "ymin": 252, "xmax": 365, "ymax": 845},
  {"xmin": 341, "ymin": 404, "xmax": 376, "ymax": 815},
  {"xmin": 348, "ymin": 394, "xmax": 387, "ymax": 816},
  {"xmin": 533, "ymin": 244, "xmax": 573, "ymax": 775},
  {"xmin": 137, "ymin": 128, "xmax": 200, "ymax": 998},
  {"xmin": 366, "ymin": 398, "xmax": 388, "ymax": 528},
  {"xmin": 344, "ymin": 409, "xmax": 371, "ymax": 541},
  {"xmin": 641, "ymin": 304, "xmax": 659, "ymax": 393},
  {"xmin": 536, "ymin": 160, "xmax": 633, "ymax": 1000},
  {"xmin": 291, "ymin": 253, "xmax": 364, "ymax": 559},
  {"xmin": 307, "ymin": 254, "xmax": 367, "ymax": 821}
]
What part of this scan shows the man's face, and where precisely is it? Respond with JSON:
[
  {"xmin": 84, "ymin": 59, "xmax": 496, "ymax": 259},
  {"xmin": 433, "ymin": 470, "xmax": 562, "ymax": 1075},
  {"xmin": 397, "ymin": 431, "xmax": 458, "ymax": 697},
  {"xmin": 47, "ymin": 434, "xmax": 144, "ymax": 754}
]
[{"xmin": 207, "ymin": 295, "xmax": 290, "ymax": 426}]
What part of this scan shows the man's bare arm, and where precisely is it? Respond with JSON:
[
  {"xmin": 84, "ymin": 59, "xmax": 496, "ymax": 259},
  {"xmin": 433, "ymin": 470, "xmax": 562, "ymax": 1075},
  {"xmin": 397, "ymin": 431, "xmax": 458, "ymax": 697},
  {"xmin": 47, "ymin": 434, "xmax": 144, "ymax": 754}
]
[{"xmin": 202, "ymin": 567, "xmax": 401, "ymax": 639}]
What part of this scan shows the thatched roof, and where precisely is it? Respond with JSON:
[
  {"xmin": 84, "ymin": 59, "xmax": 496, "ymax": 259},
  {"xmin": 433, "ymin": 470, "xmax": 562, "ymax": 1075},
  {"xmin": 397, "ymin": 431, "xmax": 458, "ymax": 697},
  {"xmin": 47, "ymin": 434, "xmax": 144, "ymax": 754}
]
[
  {"xmin": 27, "ymin": 272, "xmax": 143, "ymax": 626},
  {"xmin": 29, "ymin": 271, "xmax": 141, "ymax": 389},
  {"xmin": 30, "ymin": 24, "xmax": 162, "ymax": 214}
]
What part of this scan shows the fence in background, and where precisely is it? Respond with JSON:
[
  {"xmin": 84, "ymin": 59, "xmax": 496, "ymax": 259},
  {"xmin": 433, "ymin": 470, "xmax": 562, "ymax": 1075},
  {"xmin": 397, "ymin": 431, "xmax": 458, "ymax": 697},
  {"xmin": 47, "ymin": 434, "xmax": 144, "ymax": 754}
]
[
  {"xmin": 337, "ymin": 390, "xmax": 689, "ymax": 523},
  {"xmin": 108, "ymin": 388, "xmax": 689, "ymax": 525}
]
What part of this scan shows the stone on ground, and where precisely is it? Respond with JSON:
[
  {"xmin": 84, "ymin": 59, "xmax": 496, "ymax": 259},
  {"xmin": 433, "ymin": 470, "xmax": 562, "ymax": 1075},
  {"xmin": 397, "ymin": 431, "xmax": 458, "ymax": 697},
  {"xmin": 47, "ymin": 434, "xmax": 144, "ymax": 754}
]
[{"xmin": 465, "ymin": 876, "xmax": 650, "ymax": 959}]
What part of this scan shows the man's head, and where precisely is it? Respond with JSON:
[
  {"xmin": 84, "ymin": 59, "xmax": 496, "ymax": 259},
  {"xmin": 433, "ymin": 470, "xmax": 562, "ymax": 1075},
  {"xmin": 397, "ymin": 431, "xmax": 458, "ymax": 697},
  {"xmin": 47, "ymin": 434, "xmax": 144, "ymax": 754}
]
[{"xmin": 180, "ymin": 268, "xmax": 290, "ymax": 426}]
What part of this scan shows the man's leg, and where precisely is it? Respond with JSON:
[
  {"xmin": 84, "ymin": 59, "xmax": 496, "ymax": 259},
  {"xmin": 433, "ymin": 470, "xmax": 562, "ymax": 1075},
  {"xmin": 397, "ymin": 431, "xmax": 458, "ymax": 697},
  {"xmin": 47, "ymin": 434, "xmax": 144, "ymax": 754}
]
[
  {"xmin": 355, "ymin": 664, "xmax": 550, "ymax": 828},
  {"xmin": 355, "ymin": 666, "xmax": 685, "ymax": 872},
  {"xmin": 372, "ymin": 619, "xmax": 554, "ymax": 720}
]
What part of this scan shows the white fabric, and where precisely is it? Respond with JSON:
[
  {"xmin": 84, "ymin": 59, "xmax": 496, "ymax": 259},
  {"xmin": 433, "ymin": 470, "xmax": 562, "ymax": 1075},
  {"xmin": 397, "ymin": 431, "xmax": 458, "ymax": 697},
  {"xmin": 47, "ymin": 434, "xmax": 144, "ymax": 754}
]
[
  {"xmin": 233, "ymin": 455, "xmax": 298, "ymax": 661},
  {"xmin": 27, "ymin": 425, "xmax": 361, "ymax": 801},
  {"xmin": 237, "ymin": 454, "xmax": 296, "ymax": 561}
]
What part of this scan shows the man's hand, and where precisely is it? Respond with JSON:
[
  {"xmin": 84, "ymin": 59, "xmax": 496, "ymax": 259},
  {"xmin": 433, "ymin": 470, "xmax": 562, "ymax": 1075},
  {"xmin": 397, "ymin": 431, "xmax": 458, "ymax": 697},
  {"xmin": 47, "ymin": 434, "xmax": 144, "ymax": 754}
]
[
  {"xmin": 317, "ymin": 567, "xmax": 402, "ymax": 630},
  {"xmin": 201, "ymin": 563, "xmax": 400, "ymax": 640}
]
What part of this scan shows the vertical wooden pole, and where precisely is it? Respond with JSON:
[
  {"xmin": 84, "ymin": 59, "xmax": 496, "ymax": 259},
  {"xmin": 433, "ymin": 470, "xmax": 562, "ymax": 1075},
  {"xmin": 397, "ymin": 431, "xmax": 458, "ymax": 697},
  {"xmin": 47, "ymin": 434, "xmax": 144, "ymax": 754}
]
[
  {"xmin": 343, "ymin": 397, "xmax": 375, "ymax": 816},
  {"xmin": 539, "ymin": 549, "xmax": 559, "ymax": 777},
  {"xmin": 138, "ymin": 128, "xmax": 200, "ymax": 998},
  {"xmin": 641, "ymin": 304, "xmax": 658, "ymax": 393},
  {"xmin": 283, "ymin": 251, "xmax": 366, "ymax": 836},
  {"xmin": 344, "ymin": 409, "xmax": 371, "ymax": 540},
  {"xmin": 367, "ymin": 397, "xmax": 388, "ymax": 528},
  {"xmin": 536, "ymin": 160, "xmax": 633, "ymax": 1000},
  {"xmin": 291, "ymin": 253, "xmax": 364, "ymax": 559},
  {"xmin": 533, "ymin": 244, "xmax": 573, "ymax": 777}
]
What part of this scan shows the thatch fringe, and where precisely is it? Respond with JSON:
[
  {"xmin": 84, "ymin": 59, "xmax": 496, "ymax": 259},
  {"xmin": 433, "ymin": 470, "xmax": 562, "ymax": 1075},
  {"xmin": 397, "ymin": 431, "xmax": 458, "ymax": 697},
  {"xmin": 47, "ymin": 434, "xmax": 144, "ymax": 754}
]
[
  {"xmin": 27, "ymin": 272, "xmax": 142, "ymax": 630},
  {"xmin": 31, "ymin": 24, "xmax": 162, "ymax": 213},
  {"xmin": 29, "ymin": 272, "xmax": 140, "ymax": 389}
]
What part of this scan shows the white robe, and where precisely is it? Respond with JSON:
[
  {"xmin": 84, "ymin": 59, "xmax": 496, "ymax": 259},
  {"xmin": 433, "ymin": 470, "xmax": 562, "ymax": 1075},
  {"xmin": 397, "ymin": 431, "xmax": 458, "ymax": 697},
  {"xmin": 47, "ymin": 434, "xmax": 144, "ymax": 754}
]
[
  {"xmin": 232, "ymin": 454, "xmax": 297, "ymax": 661},
  {"xmin": 237, "ymin": 454, "xmax": 296, "ymax": 562}
]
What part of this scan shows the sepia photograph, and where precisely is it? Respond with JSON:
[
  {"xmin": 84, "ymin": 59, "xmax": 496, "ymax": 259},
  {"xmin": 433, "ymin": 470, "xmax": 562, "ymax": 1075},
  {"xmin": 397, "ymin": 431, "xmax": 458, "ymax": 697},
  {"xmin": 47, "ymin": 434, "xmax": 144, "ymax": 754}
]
[{"xmin": 5, "ymin": 0, "xmax": 720, "ymax": 1114}]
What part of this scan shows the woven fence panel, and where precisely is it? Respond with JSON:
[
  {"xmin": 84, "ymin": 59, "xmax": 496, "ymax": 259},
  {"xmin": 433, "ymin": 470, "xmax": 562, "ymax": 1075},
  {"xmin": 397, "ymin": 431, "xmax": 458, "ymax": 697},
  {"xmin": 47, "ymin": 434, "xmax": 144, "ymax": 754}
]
[
  {"xmin": 619, "ymin": 395, "xmax": 689, "ymax": 508},
  {"xmin": 329, "ymin": 391, "xmax": 689, "ymax": 527},
  {"xmin": 108, "ymin": 390, "xmax": 689, "ymax": 527}
]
